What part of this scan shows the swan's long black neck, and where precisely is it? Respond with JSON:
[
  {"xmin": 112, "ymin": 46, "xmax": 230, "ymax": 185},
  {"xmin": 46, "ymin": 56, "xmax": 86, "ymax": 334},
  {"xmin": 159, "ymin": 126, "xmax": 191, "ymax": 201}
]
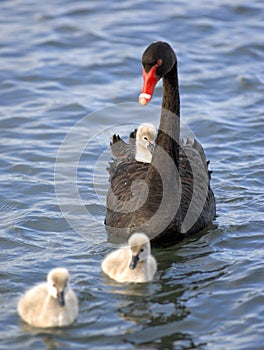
[
  {"xmin": 162, "ymin": 62, "xmax": 180, "ymax": 116},
  {"xmin": 145, "ymin": 60, "xmax": 181, "ymax": 233},
  {"xmin": 155, "ymin": 61, "xmax": 180, "ymax": 167}
]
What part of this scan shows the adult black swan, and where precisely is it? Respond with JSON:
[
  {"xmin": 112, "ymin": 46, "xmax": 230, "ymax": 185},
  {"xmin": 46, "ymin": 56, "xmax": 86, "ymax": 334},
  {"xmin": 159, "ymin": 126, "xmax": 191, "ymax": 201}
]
[{"xmin": 105, "ymin": 41, "xmax": 216, "ymax": 247}]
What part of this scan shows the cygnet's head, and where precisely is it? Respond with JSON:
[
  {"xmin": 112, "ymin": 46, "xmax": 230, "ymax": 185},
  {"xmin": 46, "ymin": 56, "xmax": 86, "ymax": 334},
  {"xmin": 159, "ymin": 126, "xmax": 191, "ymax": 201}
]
[
  {"xmin": 47, "ymin": 268, "xmax": 70, "ymax": 307},
  {"xmin": 128, "ymin": 233, "xmax": 151, "ymax": 270},
  {"xmin": 136, "ymin": 123, "xmax": 156, "ymax": 150},
  {"xmin": 135, "ymin": 123, "xmax": 156, "ymax": 163}
]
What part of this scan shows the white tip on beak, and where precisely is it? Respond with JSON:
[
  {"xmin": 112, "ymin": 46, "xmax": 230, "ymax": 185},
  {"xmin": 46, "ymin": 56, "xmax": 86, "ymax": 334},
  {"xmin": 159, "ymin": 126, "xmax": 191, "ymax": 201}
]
[{"xmin": 138, "ymin": 93, "xmax": 152, "ymax": 105}]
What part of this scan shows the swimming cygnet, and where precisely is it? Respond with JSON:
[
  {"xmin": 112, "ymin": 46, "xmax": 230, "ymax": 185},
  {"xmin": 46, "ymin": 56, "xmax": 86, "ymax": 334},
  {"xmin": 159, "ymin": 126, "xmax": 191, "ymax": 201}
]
[
  {"xmin": 18, "ymin": 267, "xmax": 78, "ymax": 328},
  {"xmin": 135, "ymin": 123, "xmax": 156, "ymax": 163},
  {"xmin": 102, "ymin": 233, "xmax": 157, "ymax": 283}
]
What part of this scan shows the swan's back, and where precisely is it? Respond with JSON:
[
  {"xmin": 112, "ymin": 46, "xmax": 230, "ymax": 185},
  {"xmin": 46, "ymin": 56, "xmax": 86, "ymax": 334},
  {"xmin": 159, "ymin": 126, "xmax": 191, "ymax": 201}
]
[{"xmin": 105, "ymin": 138, "xmax": 215, "ymax": 247}]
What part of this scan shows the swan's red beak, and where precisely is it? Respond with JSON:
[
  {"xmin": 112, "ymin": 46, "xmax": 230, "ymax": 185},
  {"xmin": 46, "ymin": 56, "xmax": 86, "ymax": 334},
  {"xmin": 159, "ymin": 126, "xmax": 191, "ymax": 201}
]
[{"xmin": 138, "ymin": 66, "xmax": 159, "ymax": 105}]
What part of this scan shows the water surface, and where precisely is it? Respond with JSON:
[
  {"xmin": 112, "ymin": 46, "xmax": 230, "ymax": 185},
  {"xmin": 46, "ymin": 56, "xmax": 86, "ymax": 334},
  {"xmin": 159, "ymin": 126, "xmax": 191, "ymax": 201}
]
[{"xmin": 0, "ymin": 0, "xmax": 264, "ymax": 349}]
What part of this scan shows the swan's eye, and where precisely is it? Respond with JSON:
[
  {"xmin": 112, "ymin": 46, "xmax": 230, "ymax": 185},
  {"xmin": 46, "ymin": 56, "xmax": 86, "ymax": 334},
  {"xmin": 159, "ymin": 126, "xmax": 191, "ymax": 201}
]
[
  {"xmin": 140, "ymin": 248, "xmax": 144, "ymax": 252},
  {"xmin": 156, "ymin": 59, "xmax": 163, "ymax": 66},
  {"xmin": 143, "ymin": 136, "xmax": 148, "ymax": 141}
]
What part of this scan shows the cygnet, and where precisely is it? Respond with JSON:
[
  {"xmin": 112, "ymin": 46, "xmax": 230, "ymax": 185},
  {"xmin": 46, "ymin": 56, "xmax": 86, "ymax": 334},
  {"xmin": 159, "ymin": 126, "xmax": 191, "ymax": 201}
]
[
  {"xmin": 135, "ymin": 123, "xmax": 156, "ymax": 163},
  {"xmin": 17, "ymin": 267, "xmax": 78, "ymax": 328},
  {"xmin": 102, "ymin": 233, "xmax": 157, "ymax": 283}
]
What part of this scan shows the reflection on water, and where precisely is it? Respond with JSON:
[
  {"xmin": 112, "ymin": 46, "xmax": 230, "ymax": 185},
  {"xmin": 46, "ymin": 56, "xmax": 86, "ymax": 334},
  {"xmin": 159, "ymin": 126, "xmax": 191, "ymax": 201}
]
[{"xmin": 0, "ymin": 0, "xmax": 264, "ymax": 349}]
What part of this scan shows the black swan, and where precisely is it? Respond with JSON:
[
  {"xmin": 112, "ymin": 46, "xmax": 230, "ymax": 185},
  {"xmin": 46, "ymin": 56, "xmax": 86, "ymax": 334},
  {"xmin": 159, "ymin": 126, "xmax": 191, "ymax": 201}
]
[{"xmin": 105, "ymin": 41, "xmax": 216, "ymax": 247}]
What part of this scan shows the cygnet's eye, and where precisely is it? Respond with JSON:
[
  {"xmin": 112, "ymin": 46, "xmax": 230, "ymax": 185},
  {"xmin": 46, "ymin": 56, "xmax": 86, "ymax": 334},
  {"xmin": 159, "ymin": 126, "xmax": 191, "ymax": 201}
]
[
  {"xmin": 143, "ymin": 136, "xmax": 148, "ymax": 141},
  {"xmin": 140, "ymin": 248, "xmax": 144, "ymax": 252},
  {"xmin": 53, "ymin": 283, "xmax": 56, "ymax": 288}
]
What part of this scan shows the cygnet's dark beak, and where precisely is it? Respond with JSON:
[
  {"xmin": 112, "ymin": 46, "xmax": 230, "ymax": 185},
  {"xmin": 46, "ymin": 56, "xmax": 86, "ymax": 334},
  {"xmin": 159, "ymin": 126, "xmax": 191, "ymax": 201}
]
[
  {"xmin": 129, "ymin": 255, "xmax": 139, "ymax": 270},
  {"xmin": 148, "ymin": 142, "xmax": 155, "ymax": 153},
  {"xmin": 57, "ymin": 291, "xmax": 65, "ymax": 307}
]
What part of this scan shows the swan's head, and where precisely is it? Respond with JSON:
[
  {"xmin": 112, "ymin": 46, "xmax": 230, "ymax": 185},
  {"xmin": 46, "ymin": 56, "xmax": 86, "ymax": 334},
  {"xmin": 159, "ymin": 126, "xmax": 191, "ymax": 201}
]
[
  {"xmin": 139, "ymin": 41, "xmax": 176, "ymax": 105},
  {"xmin": 128, "ymin": 233, "xmax": 151, "ymax": 269},
  {"xmin": 47, "ymin": 268, "xmax": 70, "ymax": 307},
  {"xmin": 135, "ymin": 123, "xmax": 156, "ymax": 163}
]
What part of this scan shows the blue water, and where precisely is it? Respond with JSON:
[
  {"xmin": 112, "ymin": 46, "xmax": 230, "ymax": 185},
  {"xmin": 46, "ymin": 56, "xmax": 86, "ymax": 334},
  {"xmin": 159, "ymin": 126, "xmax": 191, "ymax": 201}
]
[{"xmin": 1, "ymin": 0, "xmax": 264, "ymax": 349}]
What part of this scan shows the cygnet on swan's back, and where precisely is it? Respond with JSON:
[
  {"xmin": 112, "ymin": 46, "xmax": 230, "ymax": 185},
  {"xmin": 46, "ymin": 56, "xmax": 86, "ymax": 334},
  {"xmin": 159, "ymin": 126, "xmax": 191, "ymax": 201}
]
[
  {"xmin": 18, "ymin": 267, "xmax": 78, "ymax": 328},
  {"xmin": 102, "ymin": 233, "xmax": 157, "ymax": 283},
  {"xmin": 135, "ymin": 123, "xmax": 156, "ymax": 163}
]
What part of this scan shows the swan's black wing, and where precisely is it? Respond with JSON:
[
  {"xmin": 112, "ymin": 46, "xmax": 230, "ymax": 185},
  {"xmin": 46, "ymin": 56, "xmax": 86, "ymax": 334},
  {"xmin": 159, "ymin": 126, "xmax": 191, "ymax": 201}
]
[
  {"xmin": 105, "ymin": 136, "xmax": 216, "ymax": 247},
  {"xmin": 179, "ymin": 138, "xmax": 216, "ymax": 235},
  {"xmin": 110, "ymin": 128, "xmax": 137, "ymax": 158},
  {"xmin": 129, "ymin": 128, "xmax": 137, "ymax": 146},
  {"xmin": 105, "ymin": 158, "xmax": 151, "ymax": 237},
  {"xmin": 107, "ymin": 132, "xmax": 137, "ymax": 183},
  {"xmin": 110, "ymin": 134, "xmax": 134, "ymax": 158}
]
